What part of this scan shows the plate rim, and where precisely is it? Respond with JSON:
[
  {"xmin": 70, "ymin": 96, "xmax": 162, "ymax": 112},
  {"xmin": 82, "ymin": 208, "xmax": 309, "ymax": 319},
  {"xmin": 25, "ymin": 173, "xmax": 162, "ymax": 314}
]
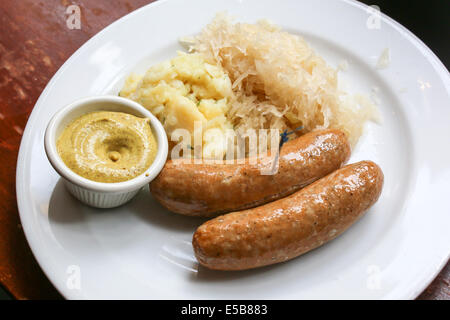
[{"xmin": 15, "ymin": 0, "xmax": 450, "ymax": 300}]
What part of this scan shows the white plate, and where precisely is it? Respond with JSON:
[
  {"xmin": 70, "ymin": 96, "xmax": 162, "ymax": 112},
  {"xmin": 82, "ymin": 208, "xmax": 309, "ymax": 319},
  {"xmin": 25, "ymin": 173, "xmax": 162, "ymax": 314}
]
[{"xmin": 16, "ymin": 0, "xmax": 450, "ymax": 299}]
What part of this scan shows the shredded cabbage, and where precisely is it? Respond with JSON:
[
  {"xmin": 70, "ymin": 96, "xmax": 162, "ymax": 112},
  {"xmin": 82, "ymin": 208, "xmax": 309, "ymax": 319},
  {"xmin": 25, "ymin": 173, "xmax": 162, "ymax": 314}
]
[{"xmin": 190, "ymin": 13, "xmax": 379, "ymax": 147}]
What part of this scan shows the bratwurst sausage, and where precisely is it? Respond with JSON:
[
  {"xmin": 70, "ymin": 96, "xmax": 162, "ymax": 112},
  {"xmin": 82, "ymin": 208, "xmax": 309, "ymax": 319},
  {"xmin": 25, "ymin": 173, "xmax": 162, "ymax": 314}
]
[
  {"xmin": 193, "ymin": 160, "xmax": 383, "ymax": 270},
  {"xmin": 150, "ymin": 129, "xmax": 351, "ymax": 217}
]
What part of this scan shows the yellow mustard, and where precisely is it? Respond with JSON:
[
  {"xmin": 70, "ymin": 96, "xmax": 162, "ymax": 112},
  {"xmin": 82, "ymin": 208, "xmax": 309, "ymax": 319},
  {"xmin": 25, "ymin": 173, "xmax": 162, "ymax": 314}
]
[{"xmin": 57, "ymin": 111, "xmax": 157, "ymax": 183}]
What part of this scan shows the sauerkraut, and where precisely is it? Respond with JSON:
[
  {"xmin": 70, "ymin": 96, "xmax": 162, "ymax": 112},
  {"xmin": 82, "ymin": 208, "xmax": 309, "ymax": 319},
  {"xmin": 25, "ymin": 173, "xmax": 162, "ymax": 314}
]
[{"xmin": 189, "ymin": 13, "xmax": 379, "ymax": 147}]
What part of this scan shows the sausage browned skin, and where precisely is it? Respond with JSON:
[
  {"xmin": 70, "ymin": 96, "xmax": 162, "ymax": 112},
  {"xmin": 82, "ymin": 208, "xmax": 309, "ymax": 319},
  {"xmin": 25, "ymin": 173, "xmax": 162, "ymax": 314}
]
[
  {"xmin": 150, "ymin": 129, "xmax": 351, "ymax": 217},
  {"xmin": 193, "ymin": 161, "xmax": 384, "ymax": 271}
]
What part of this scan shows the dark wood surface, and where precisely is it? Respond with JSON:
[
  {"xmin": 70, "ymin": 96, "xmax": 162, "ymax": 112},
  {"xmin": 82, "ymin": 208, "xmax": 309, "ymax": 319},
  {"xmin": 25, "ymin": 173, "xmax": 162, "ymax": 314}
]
[{"xmin": 0, "ymin": 0, "xmax": 448, "ymax": 300}]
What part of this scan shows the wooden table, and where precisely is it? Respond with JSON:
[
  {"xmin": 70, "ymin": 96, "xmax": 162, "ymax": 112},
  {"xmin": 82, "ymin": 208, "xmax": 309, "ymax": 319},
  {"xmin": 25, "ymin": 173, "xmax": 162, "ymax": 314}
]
[{"xmin": 0, "ymin": 0, "xmax": 448, "ymax": 300}]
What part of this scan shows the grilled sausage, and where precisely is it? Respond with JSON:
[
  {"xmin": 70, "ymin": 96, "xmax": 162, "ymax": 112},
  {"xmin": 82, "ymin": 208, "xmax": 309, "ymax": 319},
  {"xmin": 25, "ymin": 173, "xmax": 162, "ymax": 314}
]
[
  {"xmin": 193, "ymin": 161, "xmax": 384, "ymax": 270},
  {"xmin": 150, "ymin": 129, "xmax": 351, "ymax": 217}
]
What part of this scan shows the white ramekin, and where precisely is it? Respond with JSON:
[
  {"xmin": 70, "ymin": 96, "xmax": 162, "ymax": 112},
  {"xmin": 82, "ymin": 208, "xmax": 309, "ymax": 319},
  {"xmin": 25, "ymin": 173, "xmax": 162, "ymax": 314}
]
[{"xmin": 44, "ymin": 95, "xmax": 168, "ymax": 208}]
